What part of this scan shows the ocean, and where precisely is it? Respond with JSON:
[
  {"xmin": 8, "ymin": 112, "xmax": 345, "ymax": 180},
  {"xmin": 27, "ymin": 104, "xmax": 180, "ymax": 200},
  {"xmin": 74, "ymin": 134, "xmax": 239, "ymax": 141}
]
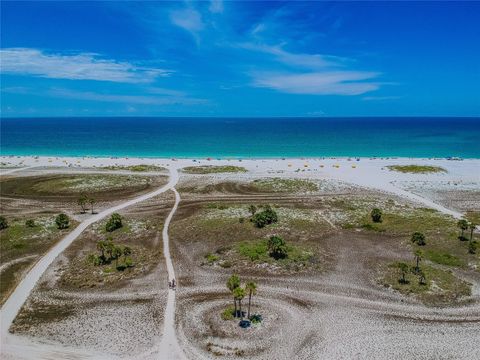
[{"xmin": 1, "ymin": 117, "xmax": 479, "ymax": 158}]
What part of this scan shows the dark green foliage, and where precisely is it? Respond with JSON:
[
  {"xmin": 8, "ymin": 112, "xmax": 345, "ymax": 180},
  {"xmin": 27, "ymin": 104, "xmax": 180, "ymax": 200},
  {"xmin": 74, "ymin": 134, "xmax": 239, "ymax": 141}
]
[
  {"xmin": 55, "ymin": 213, "xmax": 70, "ymax": 229},
  {"xmin": 457, "ymin": 219, "xmax": 469, "ymax": 240},
  {"xmin": 267, "ymin": 235, "xmax": 288, "ymax": 259},
  {"xmin": 468, "ymin": 241, "xmax": 477, "ymax": 254},
  {"xmin": 248, "ymin": 205, "xmax": 257, "ymax": 216},
  {"xmin": 105, "ymin": 213, "xmax": 123, "ymax": 232},
  {"xmin": 91, "ymin": 238, "xmax": 133, "ymax": 270},
  {"xmin": 411, "ymin": 232, "xmax": 426, "ymax": 246},
  {"xmin": 77, "ymin": 194, "xmax": 88, "ymax": 213},
  {"xmin": 370, "ymin": 208, "xmax": 383, "ymax": 223},
  {"xmin": 251, "ymin": 205, "xmax": 278, "ymax": 228},
  {"xmin": 25, "ymin": 219, "xmax": 36, "ymax": 228},
  {"xmin": 0, "ymin": 216, "xmax": 8, "ymax": 230},
  {"xmin": 397, "ymin": 262, "xmax": 409, "ymax": 284},
  {"xmin": 249, "ymin": 314, "xmax": 263, "ymax": 324}
]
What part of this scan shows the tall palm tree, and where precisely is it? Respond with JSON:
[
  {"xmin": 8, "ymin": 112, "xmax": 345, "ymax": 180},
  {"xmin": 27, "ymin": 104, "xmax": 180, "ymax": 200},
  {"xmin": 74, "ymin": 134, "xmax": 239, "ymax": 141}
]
[
  {"xmin": 469, "ymin": 222, "xmax": 477, "ymax": 242},
  {"xmin": 233, "ymin": 287, "xmax": 246, "ymax": 320},
  {"xmin": 245, "ymin": 281, "xmax": 257, "ymax": 319},
  {"xmin": 414, "ymin": 250, "xmax": 423, "ymax": 273},
  {"xmin": 227, "ymin": 274, "xmax": 240, "ymax": 317},
  {"xmin": 457, "ymin": 219, "xmax": 469, "ymax": 239}
]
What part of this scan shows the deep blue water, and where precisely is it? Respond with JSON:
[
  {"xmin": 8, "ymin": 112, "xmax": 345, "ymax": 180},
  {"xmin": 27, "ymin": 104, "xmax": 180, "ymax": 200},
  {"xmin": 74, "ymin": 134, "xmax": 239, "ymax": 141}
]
[{"xmin": 1, "ymin": 117, "xmax": 479, "ymax": 158}]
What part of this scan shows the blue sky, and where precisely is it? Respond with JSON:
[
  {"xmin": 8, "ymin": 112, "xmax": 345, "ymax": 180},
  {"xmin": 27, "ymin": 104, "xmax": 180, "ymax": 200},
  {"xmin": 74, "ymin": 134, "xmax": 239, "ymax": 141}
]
[{"xmin": 1, "ymin": 1, "xmax": 479, "ymax": 117}]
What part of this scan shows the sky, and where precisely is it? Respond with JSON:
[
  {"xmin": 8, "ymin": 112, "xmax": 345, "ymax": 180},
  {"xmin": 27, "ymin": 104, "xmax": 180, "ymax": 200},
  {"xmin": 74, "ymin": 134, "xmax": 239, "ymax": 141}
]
[{"xmin": 1, "ymin": 1, "xmax": 479, "ymax": 117}]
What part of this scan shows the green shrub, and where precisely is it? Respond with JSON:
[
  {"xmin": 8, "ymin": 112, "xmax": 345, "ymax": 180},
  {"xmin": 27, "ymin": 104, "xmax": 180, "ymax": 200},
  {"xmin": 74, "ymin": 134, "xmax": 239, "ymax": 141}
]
[
  {"xmin": 0, "ymin": 216, "xmax": 8, "ymax": 230},
  {"xmin": 371, "ymin": 208, "xmax": 383, "ymax": 223},
  {"xmin": 106, "ymin": 213, "xmax": 123, "ymax": 232},
  {"xmin": 204, "ymin": 253, "xmax": 219, "ymax": 265},
  {"xmin": 221, "ymin": 306, "xmax": 235, "ymax": 320},
  {"xmin": 411, "ymin": 232, "xmax": 426, "ymax": 246},
  {"xmin": 55, "ymin": 213, "xmax": 70, "ymax": 229},
  {"xmin": 251, "ymin": 205, "xmax": 278, "ymax": 228},
  {"xmin": 267, "ymin": 235, "xmax": 288, "ymax": 259},
  {"xmin": 25, "ymin": 219, "xmax": 36, "ymax": 228},
  {"xmin": 468, "ymin": 241, "xmax": 477, "ymax": 254}
]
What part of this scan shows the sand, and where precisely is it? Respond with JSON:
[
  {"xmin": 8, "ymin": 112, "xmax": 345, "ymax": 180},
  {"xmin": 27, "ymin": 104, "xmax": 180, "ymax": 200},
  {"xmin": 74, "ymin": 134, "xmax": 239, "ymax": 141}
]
[{"xmin": 1, "ymin": 155, "xmax": 479, "ymax": 359}]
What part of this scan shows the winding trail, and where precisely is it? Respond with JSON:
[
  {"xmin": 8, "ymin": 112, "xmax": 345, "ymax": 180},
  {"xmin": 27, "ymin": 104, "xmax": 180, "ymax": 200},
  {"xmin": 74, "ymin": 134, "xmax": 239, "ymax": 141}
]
[
  {"xmin": 0, "ymin": 166, "xmax": 181, "ymax": 358},
  {"xmin": 158, "ymin": 183, "xmax": 186, "ymax": 360}
]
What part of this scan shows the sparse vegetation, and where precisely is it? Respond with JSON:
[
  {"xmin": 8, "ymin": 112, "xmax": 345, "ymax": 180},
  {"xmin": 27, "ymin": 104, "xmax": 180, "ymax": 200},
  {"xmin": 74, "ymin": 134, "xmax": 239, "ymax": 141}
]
[
  {"xmin": 182, "ymin": 165, "xmax": 247, "ymax": 174},
  {"xmin": 457, "ymin": 219, "xmax": 469, "ymax": 241},
  {"xmin": 101, "ymin": 164, "xmax": 164, "ymax": 172},
  {"xmin": 251, "ymin": 178, "xmax": 318, "ymax": 193},
  {"xmin": 25, "ymin": 219, "xmax": 35, "ymax": 228},
  {"xmin": 387, "ymin": 165, "xmax": 447, "ymax": 174}
]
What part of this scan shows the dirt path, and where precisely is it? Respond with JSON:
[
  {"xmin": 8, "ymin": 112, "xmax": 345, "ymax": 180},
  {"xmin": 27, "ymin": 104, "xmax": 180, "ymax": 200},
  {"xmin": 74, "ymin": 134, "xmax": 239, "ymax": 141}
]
[
  {"xmin": 0, "ymin": 166, "xmax": 180, "ymax": 358},
  {"xmin": 0, "ymin": 166, "xmax": 37, "ymax": 176},
  {"xmin": 158, "ymin": 183, "xmax": 186, "ymax": 360}
]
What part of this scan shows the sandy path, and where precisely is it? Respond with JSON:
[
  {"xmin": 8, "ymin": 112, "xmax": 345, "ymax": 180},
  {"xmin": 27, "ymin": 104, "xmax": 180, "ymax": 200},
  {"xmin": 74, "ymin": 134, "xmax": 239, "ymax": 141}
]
[
  {"xmin": 0, "ymin": 166, "xmax": 180, "ymax": 358},
  {"xmin": 0, "ymin": 166, "xmax": 37, "ymax": 175},
  {"xmin": 158, "ymin": 179, "xmax": 186, "ymax": 360}
]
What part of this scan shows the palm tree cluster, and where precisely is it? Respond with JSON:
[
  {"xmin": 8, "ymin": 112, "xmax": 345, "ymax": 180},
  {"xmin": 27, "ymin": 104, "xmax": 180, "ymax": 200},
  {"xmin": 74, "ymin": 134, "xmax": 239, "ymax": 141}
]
[
  {"xmin": 89, "ymin": 237, "xmax": 133, "ymax": 270},
  {"xmin": 77, "ymin": 194, "xmax": 97, "ymax": 214},
  {"xmin": 226, "ymin": 274, "xmax": 258, "ymax": 323},
  {"xmin": 397, "ymin": 250, "xmax": 427, "ymax": 286}
]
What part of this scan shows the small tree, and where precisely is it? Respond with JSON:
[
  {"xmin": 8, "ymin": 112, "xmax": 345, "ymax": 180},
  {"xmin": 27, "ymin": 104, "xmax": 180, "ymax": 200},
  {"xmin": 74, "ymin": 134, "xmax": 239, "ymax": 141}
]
[
  {"xmin": 25, "ymin": 219, "xmax": 36, "ymax": 228},
  {"xmin": 251, "ymin": 206, "xmax": 278, "ymax": 228},
  {"xmin": 227, "ymin": 274, "xmax": 240, "ymax": 317},
  {"xmin": 457, "ymin": 219, "xmax": 469, "ymax": 240},
  {"xmin": 411, "ymin": 232, "xmax": 426, "ymax": 246},
  {"xmin": 55, "ymin": 213, "xmax": 70, "ymax": 229},
  {"xmin": 113, "ymin": 245, "xmax": 123, "ymax": 268},
  {"xmin": 88, "ymin": 197, "xmax": 97, "ymax": 214},
  {"xmin": 0, "ymin": 216, "xmax": 8, "ymax": 230},
  {"xmin": 248, "ymin": 205, "xmax": 257, "ymax": 216},
  {"xmin": 414, "ymin": 249, "xmax": 423, "ymax": 273},
  {"xmin": 233, "ymin": 287, "xmax": 246, "ymax": 320},
  {"xmin": 245, "ymin": 281, "xmax": 257, "ymax": 319},
  {"xmin": 397, "ymin": 262, "xmax": 409, "ymax": 284},
  {"xmin": 418, "ymin": 270, "xmax": 427, "ymax": 285},
  {"xmin": 267, "ymin": 235, "xmax": 288, "ymax": 259},
  {"xmin": 371, "ymin": 208, "xmax": 382, "ymax": 223},
  {"xmin": 77, "ymin": 194, "xmax": 88, "ymax": 213},
  {"xmin": 106, "ymin": 213, "xmax": 123, "ymax": 232}
]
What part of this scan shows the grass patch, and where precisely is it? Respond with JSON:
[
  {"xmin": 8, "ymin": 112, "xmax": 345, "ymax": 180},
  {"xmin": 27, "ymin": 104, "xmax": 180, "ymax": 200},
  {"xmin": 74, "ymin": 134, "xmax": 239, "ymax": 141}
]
[
  {"xmin": 382, "ymin": 262, "xmax": 471, "ymax": 305},
  {"xmin": 0, "ymin": 258, "xmax": 35, "ymax": 305},
  {"xmin": 101, "ymin": 164, "xmax": 165, "ymax": 172},
  {"xmin": 221, "ymin": 306, "xmax": 235, "ymax": 320},
  {"xmin": 237, "ymin": 239, "xmax": 314, "ymax": 266},
  {"xmin": 251, "ymin": 178, "xmax": 318, "ymax": 193},
  {"xmin": 182, "ymin": 165, "xmax": 247, "ymax": 174},
  {"xmin": 465, "ymin": 211, "xmax": 480, "ymax": 224},
  {"xmin": 387, "ymin": 165, "xmax": 447, "ymax": 174},
  {"xmin": 425, "ymin": 250, "xmax": 464, "ymax": 267}
]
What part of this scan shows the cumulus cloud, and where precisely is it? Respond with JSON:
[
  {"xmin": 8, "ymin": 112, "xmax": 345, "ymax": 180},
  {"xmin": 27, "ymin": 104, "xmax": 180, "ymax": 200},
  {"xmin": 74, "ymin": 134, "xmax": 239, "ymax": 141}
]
[{"xmin": 0, "ymin": 48, "xmax": 169, "ymax": 83}]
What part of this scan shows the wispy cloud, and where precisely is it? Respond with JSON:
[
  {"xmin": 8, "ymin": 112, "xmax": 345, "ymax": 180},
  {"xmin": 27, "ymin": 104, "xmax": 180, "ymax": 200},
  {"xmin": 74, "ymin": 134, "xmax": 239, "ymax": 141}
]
[
  {"xmin": 0, "ymin": 48, "xmax": 169, "ymax": 83},
  {"xmin": 362, "ymin": 95, "xmax": 401, "ymax": 101},
  {"xmin": 252, "ymin": 71, "xmax": 380, "ymax": 96},
  {"xmin": 170, "ymin": 7, "xmax": 204, "ymax": 37},
  {"xmin": 209, "ymin": 0, "xmax": 223, "ymax": 14}
]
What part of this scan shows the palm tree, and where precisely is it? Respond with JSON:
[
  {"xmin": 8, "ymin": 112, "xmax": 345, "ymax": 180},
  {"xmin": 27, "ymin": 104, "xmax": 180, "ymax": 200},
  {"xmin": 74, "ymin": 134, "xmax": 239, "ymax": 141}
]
[
  {"xmin": 414, "ymin": 250, "xmax": 423, "ymax": 273},
  {"xmin": 226, "ymin": 274, "xmax": 240, "ymax": 317},
  {"xmin": 457, "ymin": 219, "xmax": 469, "ymax": 239},
  {"xmin": 89, "ymin": 197, "xmax": 97, "ymax": 214},
  {"xmin": 245, "ymin": 281, "xmax": 257, "ymax": 319},
  {"xmin": 233, "ymin": 287, "xmax": 246, "ymax": 320},
  {"xmin": 469, "ymin": 222, "xmax": 477, "ymax": 242},
  {"xmin": 397, "ymin": 262, "xmax": 409, "ymax": 284}
]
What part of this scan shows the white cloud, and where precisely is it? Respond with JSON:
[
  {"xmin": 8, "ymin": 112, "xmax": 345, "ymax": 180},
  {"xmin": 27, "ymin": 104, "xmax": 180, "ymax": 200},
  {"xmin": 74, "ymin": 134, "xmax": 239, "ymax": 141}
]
[
  {"xmin": 209, "ymin": 0, "xmax": 223, "ymax": 14},
  {"xmin": 252, "ymin": 71, "xmax": 380, "ymax": 96},
  {"xmin": 48, "ymin": 88, "xmax": 208, "ymax": 105},
  {"xmin": 362, "ymin": 95, "xmax": 401, "ymax": 101},
  {"xmin": 240, "ymin": 43, "xmax": 345, "ymax": 69},
  {"xmin": 170, "ymin": 8, "xmax": 204, "ymax": 34},
  {"xmin": 0, "ymin": 48, "xmax": 169, "ymax": 83}
]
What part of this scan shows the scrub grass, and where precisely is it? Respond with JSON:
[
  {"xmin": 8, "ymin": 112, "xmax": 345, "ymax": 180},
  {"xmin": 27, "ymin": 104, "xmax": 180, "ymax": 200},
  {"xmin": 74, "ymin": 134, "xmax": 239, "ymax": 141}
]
[
  {"xmin": 387, "ymin": 165, "xmax": 447, "ymax": 174},
  {"xmin": 251, "ymin": 178, "xmax": 319, "ymax": 193},
  {"xmin": 182, "ymin": 166, "xmax": 247, "ymax": 174}
]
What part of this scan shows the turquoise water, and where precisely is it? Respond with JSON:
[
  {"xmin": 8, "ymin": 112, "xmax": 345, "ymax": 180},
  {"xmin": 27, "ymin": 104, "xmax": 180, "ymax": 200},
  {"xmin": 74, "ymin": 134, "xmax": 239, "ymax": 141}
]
[{"xmin": 1, "ymin": 117, "xmax": 479, "ymax": 158}]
